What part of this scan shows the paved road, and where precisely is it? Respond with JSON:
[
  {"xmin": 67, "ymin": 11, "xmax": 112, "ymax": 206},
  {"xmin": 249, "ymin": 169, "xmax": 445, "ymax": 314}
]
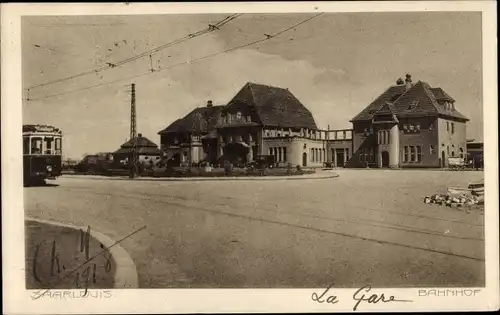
[{"xmin": 25, "ymin": 170, "xmax": 485, "ymax": 288}]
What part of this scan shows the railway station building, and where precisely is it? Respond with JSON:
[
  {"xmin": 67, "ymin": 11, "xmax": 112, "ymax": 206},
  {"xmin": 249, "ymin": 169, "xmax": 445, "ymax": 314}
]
[
  {"xmin": 158, "ymin": 82, "xmax": 352, "ymax": 168},
  {"xmin": 348, "ymin": 74, "xmax": 469, "ymax": 168}
]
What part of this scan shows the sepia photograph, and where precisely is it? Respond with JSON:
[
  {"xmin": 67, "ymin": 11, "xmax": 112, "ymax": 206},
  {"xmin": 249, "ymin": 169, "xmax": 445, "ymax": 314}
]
[{"xmin": 2, "ymin": 2, "xmax": 498, "ymax": 314}]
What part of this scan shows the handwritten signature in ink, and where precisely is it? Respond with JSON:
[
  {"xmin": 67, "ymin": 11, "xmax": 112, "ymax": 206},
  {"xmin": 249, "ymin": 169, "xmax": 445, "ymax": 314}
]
[{"xmin": 30, "ymin": 224, "xmax": 146, "ymax": 300}]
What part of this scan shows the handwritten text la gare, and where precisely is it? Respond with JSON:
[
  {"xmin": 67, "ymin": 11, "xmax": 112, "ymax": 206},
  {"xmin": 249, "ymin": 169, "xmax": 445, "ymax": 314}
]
[{"xmin": 311, "ymin": 284, "xmax": 413, "ymax": 311}]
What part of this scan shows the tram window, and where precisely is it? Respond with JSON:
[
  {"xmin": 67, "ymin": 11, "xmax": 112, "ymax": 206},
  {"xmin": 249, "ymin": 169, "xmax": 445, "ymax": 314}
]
[
  {"xmin": 44, "ymin": 137, "xmax": 53, "ymax": 154},
  {"xmin": 55, "ymin": 138, "xmax": 62, "ymax": 153},
  {"xmin": 31, "ymin": 137, "xmax": 43, "ymax": 154},
  {"xmin": 23, "ymin": 137, "xmax": 30, "ymax": 154}
]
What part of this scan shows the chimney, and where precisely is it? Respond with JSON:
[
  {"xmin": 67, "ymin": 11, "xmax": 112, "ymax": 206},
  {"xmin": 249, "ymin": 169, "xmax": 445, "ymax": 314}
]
[
  {"xmin": 405, "ymin": 73, "xmax": 412, "ymax": 90},
  {"xmin": 138, "ymin": 133, "xmax": 142, "ymax": 138},
  {"xmin": 396, "ymin": 78, "xmax": 404, "ymax": 85},
  {"xmin": 207, "ymin": 100, "xmax": 213, "ymax": 107}
]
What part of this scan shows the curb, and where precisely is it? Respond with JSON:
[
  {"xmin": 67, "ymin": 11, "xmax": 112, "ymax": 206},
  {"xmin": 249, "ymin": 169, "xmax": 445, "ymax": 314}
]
[
  {"xmin": 25, "ymin": 217, "xmax": 139, "ymax": 289},
  {"xmin": 60, "ymin": 173, "xmax": 340, "ymax": 182}
]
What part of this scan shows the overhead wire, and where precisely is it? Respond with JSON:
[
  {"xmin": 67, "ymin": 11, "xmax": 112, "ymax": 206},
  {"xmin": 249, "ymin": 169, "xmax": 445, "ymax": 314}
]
[
  {"xmin": 27, "ymin": 13, "xmax": 324, "ymax": 102},
  {"xmin": 26, "ymin": 13, "xmax": 243, "ymax": 90}
]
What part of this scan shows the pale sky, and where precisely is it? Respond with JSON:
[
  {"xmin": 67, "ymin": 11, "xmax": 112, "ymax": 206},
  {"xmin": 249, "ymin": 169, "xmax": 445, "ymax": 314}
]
[{"xmin": 22, "ymin": 12, "xmax": 483, "ymax": 159}]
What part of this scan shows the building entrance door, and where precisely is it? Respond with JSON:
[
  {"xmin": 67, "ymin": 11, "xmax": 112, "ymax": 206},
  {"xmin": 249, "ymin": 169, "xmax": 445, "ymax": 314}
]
[
  {"xmin": 381, "ymin": 151, "xmax": 390, "ymax": 167},
  {"xmin": 223, "ymin": 142, "xmax": 250, "ymax": 166},
  {"xmin": 336, "ymin": 149, "xmax": 345, "ymax": 167},
  {"xmin": 302, "ymin": 152, "xmax": 307, "ymax": 167}
]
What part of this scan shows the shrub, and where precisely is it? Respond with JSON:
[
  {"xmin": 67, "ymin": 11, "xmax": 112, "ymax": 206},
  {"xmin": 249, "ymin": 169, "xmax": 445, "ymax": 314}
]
[{"xmin": 224, "ymin": 161, "xmax": 233, "ymax": 176}]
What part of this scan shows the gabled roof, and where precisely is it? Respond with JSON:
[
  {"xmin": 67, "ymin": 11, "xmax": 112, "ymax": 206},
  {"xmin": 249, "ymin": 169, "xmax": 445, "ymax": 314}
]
[
  {"xmin": 227, "ymin": 82, "xmax": 318, "ymax": 129},
  {"xmin": 374, "ymin": 101, "xmax": 396, "ymax": 116},
  {"xmin": 392, "ymin": 81, "xmax": 468, "ymax": 120},
  {"xmin": 351, "ymin": 79, "xmax": 468, "ymax": 122},
  {"xmin": 431, "ymin": 87, "xmax": 455, "ymax": 102},
  {"xmin": 351, "ymin": 85, "xmax": 407, "ymax": 122},
  {"xmin": 158, "ymin": 82, "xmax": 318, "ymax": 135},
  {"xmin": 114, "ymin": 134, "xmax": 160, "ymax": 155},
  {"xmin": 158, "ymin": 105, "xmax": 224, "ymax": 135}
]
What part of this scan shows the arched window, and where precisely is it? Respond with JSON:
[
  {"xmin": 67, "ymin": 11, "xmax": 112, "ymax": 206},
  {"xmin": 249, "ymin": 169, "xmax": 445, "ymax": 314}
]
[{"xmin": 459, "ymin": 148, "xmax": 464, "ymax": 158}]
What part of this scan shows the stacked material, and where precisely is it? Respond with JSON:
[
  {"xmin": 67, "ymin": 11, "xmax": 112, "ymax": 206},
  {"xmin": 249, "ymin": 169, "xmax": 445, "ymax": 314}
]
[{"xmin": 423, "ymin": 193, "xmax": 484, "ymax": 207}]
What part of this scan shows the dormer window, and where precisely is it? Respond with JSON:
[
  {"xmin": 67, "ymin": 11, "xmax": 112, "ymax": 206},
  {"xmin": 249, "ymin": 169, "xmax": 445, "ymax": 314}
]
[
  {"xmin": 236, "ymin": 111, "xmax": 242, "ymax": 120},
  {"xmin": 407, "ymin": 100, "xmax": 419, "ymax": 110}
]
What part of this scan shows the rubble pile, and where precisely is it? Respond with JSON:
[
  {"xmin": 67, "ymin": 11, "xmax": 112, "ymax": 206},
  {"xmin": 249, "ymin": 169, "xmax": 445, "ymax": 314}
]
[{"xmin": 423, "ymin": 193, "xmax": 484, "ymax": 208}]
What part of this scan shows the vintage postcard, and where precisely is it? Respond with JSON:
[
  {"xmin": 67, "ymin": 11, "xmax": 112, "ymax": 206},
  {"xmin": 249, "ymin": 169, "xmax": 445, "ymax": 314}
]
[{"xmin": 2, "ymin": 1, "xmax": 498, "ymax": 313}]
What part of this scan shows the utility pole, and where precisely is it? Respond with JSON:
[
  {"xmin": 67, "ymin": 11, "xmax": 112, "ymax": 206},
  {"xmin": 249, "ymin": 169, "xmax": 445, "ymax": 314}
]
[
  {"xmin": 129, "ymin": 83, "xmax": 138, "ymax": 179},
  {"xmin": 326, "ymin": 125, "xmax": 332, "ymax": 167}
]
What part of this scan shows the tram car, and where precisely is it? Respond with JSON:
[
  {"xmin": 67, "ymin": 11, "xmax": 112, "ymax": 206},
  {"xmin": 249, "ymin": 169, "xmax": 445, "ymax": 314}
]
[{"xmin": 23, "ymin": 124, "xmax": 63, "ymax": 185}]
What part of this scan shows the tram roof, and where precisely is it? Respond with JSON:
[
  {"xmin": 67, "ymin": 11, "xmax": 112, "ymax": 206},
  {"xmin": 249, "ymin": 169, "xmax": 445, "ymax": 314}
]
[{"xmin": 22, "ymin": 124, "xmax": 62, "ymax": 135}]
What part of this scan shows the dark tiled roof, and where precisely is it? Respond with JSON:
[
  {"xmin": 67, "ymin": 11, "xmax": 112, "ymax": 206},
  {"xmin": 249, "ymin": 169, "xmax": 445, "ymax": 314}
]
[
  {"xmin": 114, "ymin": 135, "xmax": 160, "ymax": 155},
  {"xmin": 229, "ymin": 82, "xmax": 318, "ymax": 129},
  {"xmin": 158, "ymin": 105, "xmax": 224, "ymax": 134},
  {"xmin": 392, "ymin": 81, "xmax": 468, "ymax": 120},
  {"xmin": 351, "ymin": 85, "xmax": 407, "ymax": 122},
  {"xmin": 115, "ymin": 147, "xmax": 160, "ymax": 155},
  {"xmin": 352, "ymin": 80, "xmax": 468, "ymax": 122},
  {"xmin": 374, "ymin": 101, "xmax": 396, "ymax": 116},
  {"xmin": 431, "ymin": 87, "xmax": 455, "ymax": 102}
]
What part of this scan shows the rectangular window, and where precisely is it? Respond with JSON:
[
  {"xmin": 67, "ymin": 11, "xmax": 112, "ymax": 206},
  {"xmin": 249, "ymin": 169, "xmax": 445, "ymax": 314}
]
[
  {"xmin": 31, "ymin": 137, "xmax": 43, "ymax": 154},
  {"xmin": 451, "ymin": 123, "xmax": 455, "ymax": 134},
  {"xmin": 429, "ymin": 145, "xmax": 435, "ymax": 155},
  {"xmin": 23, "ymin": 137, "xmax": 29, "ymax": 154},
  {"xmin": 346, "ymin": 148, "xmax": 349, "ymax": 161},
  {"xmin": 403, "ymin": 146, "xmax": 409, "ymax": 163},
  {"xmin": 283, "ymin": 147, "xmax": 287, "ymax": 162},
  {"xmin": 378, "ymin": 131, "xmax": 381, "ymax": 144},
  {"xmin": 446, "ymin": 122, "xmax": 449, "ymax": 131},
  {"xmin": 44, "ymin": 137, "xmax": 53, "ymax": 154},
  {"xmin": 417, "ymin": 146, "xmax": 422, "ymax": 162},
  {"xmin": 386, "ymin": 130, "xmax": 390, "ymax": 144},
  {"xmin": 403, "ymin": 124, "xmax": 408, "ymax": 132},
  {"xmin": 369, "ymin": 148, "xmax": 373, "ymax": 161},
  {"xmin": 429, "ymin": 122, "xmax": 434, "ymax": 130},
  {"xmin": 410, "ymin": 146, "xmax": 416, "ymax": 162},
  {"xmin": 416, "ymin": 124, "xmax": 421, "ymax": 131},
  {"xmin": 55, "ymin": 138, "xmax": 62, "ymax": 154},
  {"xmin": 409, "ymin": 124, "xmax": 415, "ymax": 132}
]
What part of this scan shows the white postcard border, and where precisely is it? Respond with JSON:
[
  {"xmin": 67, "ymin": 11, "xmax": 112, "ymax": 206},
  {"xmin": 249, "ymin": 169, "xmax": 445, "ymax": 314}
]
[{"xmin": 2, "ymin": 1, "xmax": 498, "ymax": 313}]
